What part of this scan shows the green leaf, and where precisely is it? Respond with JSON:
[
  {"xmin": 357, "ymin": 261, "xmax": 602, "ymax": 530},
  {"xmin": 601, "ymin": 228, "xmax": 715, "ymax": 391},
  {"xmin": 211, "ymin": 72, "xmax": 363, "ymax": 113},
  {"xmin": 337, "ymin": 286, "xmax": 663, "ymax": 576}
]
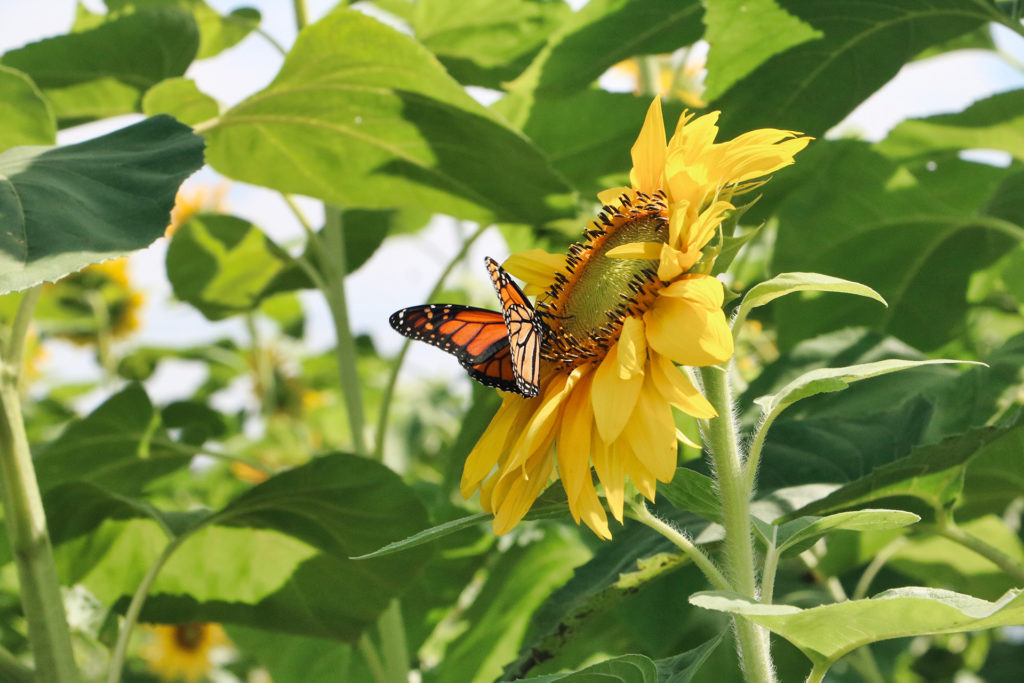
[
  {"xmin": 773, "ymin": 509, "xmax": 920, "ymax": 557},
  {"xmin": 0, "ymin": 65, "xmax": 55, "ymax": 149},
  {"xmin": 879, "ymin": 89, "xmax": 1024, "ymax": 162},
  {"xmin": 33, "ymin": 383, "xmax": 188, "ymax": 496},
  {"xmin": 92, "ymin": 454, "xmax": 436, "ymax": 641},
  {"xmin": 770, "ymin": 141, "xmax": 1020, "ymax": 350},
  {"xmin": 434, "ymin": 530, "xmax": 590, "ymax": 683},
  {"xmin": 411, "ymin": 0, "xmax": 570, "ymax": 88},
  {"xmin": 166, "ymin": 213, "xmax": 310, "ymax": 320},
  {"xmin": 702, "ymin": 0, "xmax": 822, "ymax": 101},
  {"xmin": 710, "ymin": 0, "xmax": 999, "ymax": 138},
  {"xmin": 205, "ymin": 8, "xmax": 573, "ymax": 225},
  {"xmin": 508, "ymin": 0, "xmax": 704, "ymax": 97},
  {"xmin": 788, "ymin": 420, "xmax": 1024, "ymax": 518},
  {"xmin": 734, "ymin": 272, "xmax": 885, "ymax": 333},
  {"xmin": 517, "ymin": 654, "xmax": 658, "ymax": 682},
  {"xmin": 658, "ymin": 468, "xmax": 722, "ymax": 523},
  {"xmin": 654, "ymin": 631, "xmax": 726, "ymax": 683},
  {"xmin": 227, "ymin": 626, "xmax": 364, "ymax": 683},
  {"xmin": 690, "ymin": 587, "xmax": 1024, "ymax": 668},
  {"xmin": 889, "ymin": 515, "xmax": 1024, "ymax": 600},
  {"xmin": 2, "ymin": 7, "xmax": 199, "ymax": 125},
  {"xmin": 0, "ymin": 115, "xmax": 205, "ymax": 294},
  {"xmin": 142, "ymin": 77, "xmax": 219, "ymax": 126},
  {"xmin": 755, "ymin": 359, "xmax": 976, "ymax": 421}
]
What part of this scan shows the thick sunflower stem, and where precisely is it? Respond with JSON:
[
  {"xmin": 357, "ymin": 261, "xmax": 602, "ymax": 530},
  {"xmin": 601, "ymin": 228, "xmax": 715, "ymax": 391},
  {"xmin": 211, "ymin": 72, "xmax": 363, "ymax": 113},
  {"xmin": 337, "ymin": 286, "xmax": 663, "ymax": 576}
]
[
  {"xmin": 700, "ymin": 364, "xmax": 775, "ymax": 683},
  {"xmin": 0, "ymin": 286, "xmax": 80, "ymax": 682}
]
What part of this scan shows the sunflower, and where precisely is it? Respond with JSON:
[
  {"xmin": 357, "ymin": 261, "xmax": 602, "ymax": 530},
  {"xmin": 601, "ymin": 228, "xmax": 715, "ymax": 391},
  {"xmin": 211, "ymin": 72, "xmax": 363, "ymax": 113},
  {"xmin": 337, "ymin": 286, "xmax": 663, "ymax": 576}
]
[
  {"xmin": 141, "ymin": 622, "xmax": 230, "ymax": 682},
  {"xmin": 461, "ymin": 98, "xmax": 810, "ymax": 539},
  {"xmin": 45, "ymin": 258, "xmax": 144, "ymax": 342}
]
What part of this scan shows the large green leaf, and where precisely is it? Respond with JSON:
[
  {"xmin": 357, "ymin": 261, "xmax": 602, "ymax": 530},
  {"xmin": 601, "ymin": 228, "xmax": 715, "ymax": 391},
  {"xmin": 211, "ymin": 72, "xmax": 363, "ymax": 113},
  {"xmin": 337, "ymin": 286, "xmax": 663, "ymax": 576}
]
[
  {"xmin": 205, "ymin": 8, "xmax": 573, "ymax": 225},
  {"xmin": 702, "ymin": 0, "xmax": 821, "ymax": 101},
  {"xmin": 0, "ymin": 115, "xmax": 205, "ymax": 294},
  {"xmin": 770, "ymin": 141, "xmax": 1020, "ymax": 350},
  {"xmin": 76, "ymin": 454, "xmax": 435, "ymax": 641},
  {"xmin": 0, "ymin": 66, "xmax": 55, "ymax": 149},
  {"xmin": 411, "ymin": 0, "xmax": 570, "ymax": 88},
  {"xmin": 879, "ymin": 89, "xmax": 1024, "ymax": 162},
  {"xmin": 787, "ymin": 420, "xmax": 1024, "ymax": 519},
  {"xmin": 517, "ymin": 654, "xmax": 658, "ymax": 682},
  {"xmin": 166, "ymin": 213, "xmax": 310, "ymax": 320},
  {"xmin": 227, "ymin": 626, "xmax": 365, "ymax": 683},
  {"xmin": 710, "ymin": 0, "xmax": 999, "ymax": 137},
  {"xmin": 508, "ymin": 0, "xmax": 704, "ymax": 98},
  {"xmin": 142, "ymin": 77, "xmax": 219, "ymax": 126},
  {"xmin": 434, "ymin": 529, "xmax": 590, "ymax": 683},
  {"xmin": 2, "ymin": 7, "xmax": 199, "ymax": 125},
  {"xmin": 690, "ymin": 587, "xmax": 1024, "ymax": 669}
]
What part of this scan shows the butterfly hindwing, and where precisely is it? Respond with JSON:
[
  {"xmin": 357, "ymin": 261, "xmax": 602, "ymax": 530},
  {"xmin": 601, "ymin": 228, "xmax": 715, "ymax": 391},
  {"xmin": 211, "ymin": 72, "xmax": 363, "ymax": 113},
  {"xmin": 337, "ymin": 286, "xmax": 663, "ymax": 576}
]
[
  {"xmin": 459, "ymin": 344, "xmax": 519, "ymax": 393},
  {"xmin": 389, "ymin": 304, "xmax": 509, "ymax": 363},
  {"xmin": 484, "ymin": 257, "xmax": 542, "ymax": 398}
]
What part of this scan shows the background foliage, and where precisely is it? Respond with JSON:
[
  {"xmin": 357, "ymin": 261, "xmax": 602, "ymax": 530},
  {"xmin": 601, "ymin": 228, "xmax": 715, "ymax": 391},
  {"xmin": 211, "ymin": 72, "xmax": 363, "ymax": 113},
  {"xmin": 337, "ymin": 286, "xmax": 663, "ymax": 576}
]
[{"xmin": 1, "ymin": 0, "xmax": 1024, "ymax": 681}]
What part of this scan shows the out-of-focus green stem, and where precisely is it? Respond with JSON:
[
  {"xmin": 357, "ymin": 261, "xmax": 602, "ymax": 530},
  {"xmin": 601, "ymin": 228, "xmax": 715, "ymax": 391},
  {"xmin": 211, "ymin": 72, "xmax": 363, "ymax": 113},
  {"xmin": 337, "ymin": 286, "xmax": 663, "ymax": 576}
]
[
  {"xmin": 378, "ymin": 600, "xmax": 408, "ymax": 683},
  {"xmin": 0, "ymin": 642, "xmax": 32, "ymax": 683},
  {"xmin": 700, "ymin": 363, "xmax": 775, "ymax": 683},
  {"xmin": 358, "ymin": 635, "xmax": 387, "ymax": 683},
  {"xmin": 373, "ymin": 223, "xmax": 489, "ymax": 460},
  {"xmin": 245, "ymin": 313, "xmax": 275, "ymax": 416},
  {"xmin": 933, "ymin": 509, "xmax": 1024, "ymax": 585},
  {"xmin": 0, "ymin": 285, "xmax": 79, "ymax": 682},
  {"xmin": 292, "ymin": 0, "xmax": 308, "ymax": 31}
]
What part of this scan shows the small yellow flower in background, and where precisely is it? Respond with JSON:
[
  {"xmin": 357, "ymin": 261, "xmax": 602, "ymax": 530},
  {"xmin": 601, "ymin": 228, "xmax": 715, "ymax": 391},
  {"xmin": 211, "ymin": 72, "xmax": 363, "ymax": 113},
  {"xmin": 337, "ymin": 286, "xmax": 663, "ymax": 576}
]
[
  {"xmin": 47, "ymin": 258, "xmax": 144, "ymax": 343},
  {"xmin": 141, "ymin": 623, "xmax": 231, "ymax": 682},
  {"xmin": 610, "ymin": 51, "xmax": 708, "ymax": 108},
  {"xmin": 165, "ymin": 182, "xmax": 230, "ymax": 238},
  {"xmin": 463, "ymin": 98, "xmax": 810, "ymax": 539}
]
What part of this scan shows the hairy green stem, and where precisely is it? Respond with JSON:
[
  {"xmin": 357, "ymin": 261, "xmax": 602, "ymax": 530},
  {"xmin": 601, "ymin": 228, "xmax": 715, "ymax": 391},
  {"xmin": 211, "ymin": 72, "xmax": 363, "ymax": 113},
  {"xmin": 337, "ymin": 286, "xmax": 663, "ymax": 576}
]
[
  {"xmin": 107, "ymin": 535, "xmax": 186, "ymax": 683},
  {"xmin": 700, "ymin": 364, "xmax": 775, "ymax": 683},
  {"xmin": 0, "ymin": 285, "xmax": 79, "ymax": 683},
  {"xmin": 373, "ymin": 223, "xmax": 489, "ymax": 460},
  {"xmin": 629, "ymin": 502, "xmax": 731, "ymax": 590},
  {"xmin": 760, "ymin": 543, "xmax": 780, "ymax": 604}
]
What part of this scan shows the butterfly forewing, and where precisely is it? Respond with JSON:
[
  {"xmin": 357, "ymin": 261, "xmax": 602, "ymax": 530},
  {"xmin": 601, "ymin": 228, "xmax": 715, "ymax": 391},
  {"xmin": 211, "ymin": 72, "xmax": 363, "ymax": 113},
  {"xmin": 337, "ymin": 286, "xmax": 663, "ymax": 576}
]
[{"xmin": 389, "ymin": 304, "xmax": 509, "ymax": 363}]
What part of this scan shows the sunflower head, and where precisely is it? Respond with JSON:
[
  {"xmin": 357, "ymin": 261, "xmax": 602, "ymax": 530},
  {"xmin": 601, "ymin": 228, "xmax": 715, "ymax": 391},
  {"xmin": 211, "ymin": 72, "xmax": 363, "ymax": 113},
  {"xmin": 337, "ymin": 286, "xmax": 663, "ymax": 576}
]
[
  {"xmin": 465, "ymin": 98, "xmax": 811, "ymax": 538},
  {"xmin": 44, "ymin": 258, "xmax": 144, "ymax": 343},
  {"xmin": 141, "ymin": 622, "xmax": 230, "ymax": 682}
]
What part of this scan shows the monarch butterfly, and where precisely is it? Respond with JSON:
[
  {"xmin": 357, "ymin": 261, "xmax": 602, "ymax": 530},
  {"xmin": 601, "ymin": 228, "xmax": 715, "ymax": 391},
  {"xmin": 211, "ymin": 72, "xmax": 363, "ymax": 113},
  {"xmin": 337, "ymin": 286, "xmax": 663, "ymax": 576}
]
[{"xmin": 389, "ymin": 257, "xmax": 543, "ymax": 398}]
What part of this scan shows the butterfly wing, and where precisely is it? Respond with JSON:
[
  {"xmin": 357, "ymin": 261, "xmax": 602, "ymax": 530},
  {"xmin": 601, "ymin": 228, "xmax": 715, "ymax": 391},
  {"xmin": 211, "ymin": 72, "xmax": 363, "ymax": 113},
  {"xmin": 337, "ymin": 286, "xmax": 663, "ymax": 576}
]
[
  {"xmin": 389, "ymin": 304, "xmax": 508, "ymax": 363},
  {"xmin": 485, "ymin": 257, "xmax": 542, "ymax": 398},
  {"xmin": 459, "ymin": 344, "xmax": 519, "ymax": 393}
]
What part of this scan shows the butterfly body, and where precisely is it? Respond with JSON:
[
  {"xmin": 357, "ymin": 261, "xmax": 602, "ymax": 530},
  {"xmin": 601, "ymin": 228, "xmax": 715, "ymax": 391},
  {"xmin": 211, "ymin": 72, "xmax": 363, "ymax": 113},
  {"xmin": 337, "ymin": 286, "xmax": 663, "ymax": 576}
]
[{"xmin": 389, "ymin": 257, "xmax": 542, "ymax": 398}]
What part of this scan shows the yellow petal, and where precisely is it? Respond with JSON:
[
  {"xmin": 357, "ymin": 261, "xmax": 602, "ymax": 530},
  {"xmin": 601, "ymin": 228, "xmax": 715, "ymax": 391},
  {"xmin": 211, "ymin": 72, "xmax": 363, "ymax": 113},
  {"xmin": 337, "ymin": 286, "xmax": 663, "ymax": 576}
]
[
  {"xmin": 461, "ymin": 396, "xmax": 524, "ymax": 497},
  {"xmin": 621, "ymin": 444, "xmax": 657, "ymax": 501},
  {"xmin": 503, "ymin": 249, "xmax": 565, "ymax": 291},
  {"xmin": 598, "ymin": 186, "xmax": 633, "ymax": 206},
  {"xmin": 617, "ymin": 316, "xmax": 646, "ymax": 379},
  {"xmin": 686, "ymin": 200, "xmax": 733, "ymax": 253},
  {"xmin": 650, "ymin": 352, "xmax": 716, "ymax": 419},
  {"xmin": 577, "ymin": 480, "xmax": 612, "ymax": 539},
  {"xmin": 492, "ymin": 451, "xmax": 556, "ymax": 535},
  {"xmin": 629, "ymin": 97, "xmax": 666, "ymax": 194},
  {"xmin": 667, "ymin": 200, "xmax": 690, "ymax": 247},
  {"xmin": 557, "ymin": 369, "xmax": 595, "ymax": 506},
  {"xmin": 622, "ymin": 373, "xmax": 677, "ymax": 482},
  {"xmin": 505, "ymin": 368, "xmax": 579, "ymax": 474},
  {"xmin": 606, "ymin": 242, "xmax": 663, "ymax": 259},
  {"xmin": 657, "ymin": 243, "xmax": 701, "ymax": 282},
  {"xmin": 592, "ymin": 432, "xmax": 627, "ymax": 523},
  {"xmin": 645, "ymin": 278, "xmax": 733, "ymax": 367},
  {"xmin": 591, "ymin": 337, "xmax": 644, "ymax": 443}
]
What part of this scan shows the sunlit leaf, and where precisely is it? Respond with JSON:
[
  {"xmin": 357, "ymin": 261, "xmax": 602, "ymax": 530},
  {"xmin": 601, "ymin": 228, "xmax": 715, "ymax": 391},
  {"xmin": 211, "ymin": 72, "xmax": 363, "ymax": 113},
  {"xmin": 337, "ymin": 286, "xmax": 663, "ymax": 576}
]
[
  {"xmin": 734, "ymin": 272, "xmax": 886, "ymax": 333},
  {"xmin": 0, "ymin": 115, "xmax": 204, "ymax": 294},
  {"xmin": 772, "ymin": 509, "xmax": 919, "ymax": 557},
  {"xmin": 205, "ymin": 8, "xmax": 573, "ymax": 225},
  {"xmin": 0, "ymin": 65, "xmax": 55, "ymax": 148},
  {"xmin": 711, "ymin": 0, "xmax": 1000, "ymax": 137},
  {"xmin": 142, "ymin": 77, "xmax": 219, "ymax": 126},
  {"xmin": 166, "ymin": 213, "xmax": 310, "ymax": 320},
  {"xmin": 879, "ymin": 89, "xmax": 1024, "ymax": 162},
  {"xmin": 2, "ymin": 7, "xmax": 199, "ymax": 125},
  {"xmin": 702, "ymin": 0, "xmax": 821, "ymax": 101},
  {"xmin": 691, "ymin": 587, "xmax": 1024, "ymax": 668},
  {"xmin": 412, "ymin": 0, "xmax": 570, "ymax": 88}
]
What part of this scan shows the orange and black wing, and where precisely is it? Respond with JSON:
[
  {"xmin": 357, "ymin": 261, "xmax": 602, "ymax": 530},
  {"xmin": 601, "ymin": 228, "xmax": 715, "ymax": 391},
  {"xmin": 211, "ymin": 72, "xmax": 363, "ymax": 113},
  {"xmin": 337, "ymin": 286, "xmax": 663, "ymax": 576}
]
[
  {"xmin": 459, "ymin": 344, "xmax": 519, "ymax": 393},
  {"xmin": 485, "ymin": 257, "xmax": 543, "ymax": 398},
  {"xmin": 389, "ymin": 304, "xmax": 508, "ymax": 363}
]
